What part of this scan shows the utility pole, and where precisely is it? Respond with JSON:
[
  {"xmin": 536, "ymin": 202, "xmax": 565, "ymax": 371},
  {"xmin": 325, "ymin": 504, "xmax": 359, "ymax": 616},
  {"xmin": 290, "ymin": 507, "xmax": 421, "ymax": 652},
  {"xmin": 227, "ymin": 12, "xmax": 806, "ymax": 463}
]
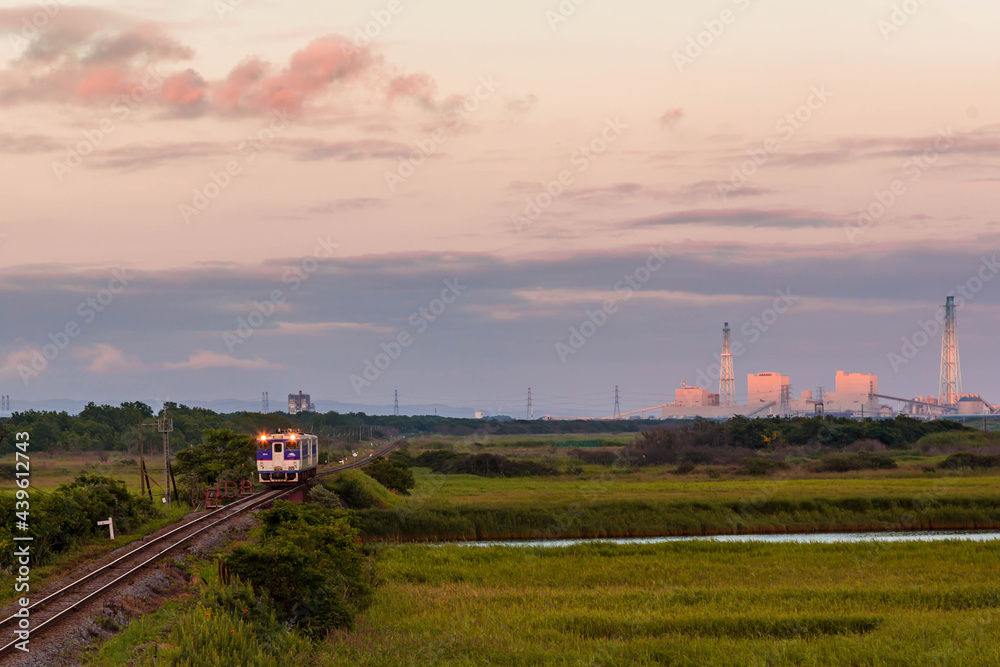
[
  {"xmin": 613, "ymin": 386, "xmax": 621, "ymax": 420},
  {"xmin": 527, "ymin": 388, "xmax": 533, "ymax": 420},
  {"xmin": 394, "ymin": 390, "xmax": 399, "ymax": 416},
  {"xmin": 138, "ymin": 414, "xmax": 145, "ymax": 498},
  {"xmin": 159, "ymin": 408, "xmax": 173, "ymax": 506}
]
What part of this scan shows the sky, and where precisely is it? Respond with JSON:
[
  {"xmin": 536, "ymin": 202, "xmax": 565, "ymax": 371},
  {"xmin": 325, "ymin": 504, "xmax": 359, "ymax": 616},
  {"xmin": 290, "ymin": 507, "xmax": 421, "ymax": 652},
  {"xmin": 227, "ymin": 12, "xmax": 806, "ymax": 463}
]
[{"xmin": 0, "ymin": 0, "xmax": 998, "ymax": 417}]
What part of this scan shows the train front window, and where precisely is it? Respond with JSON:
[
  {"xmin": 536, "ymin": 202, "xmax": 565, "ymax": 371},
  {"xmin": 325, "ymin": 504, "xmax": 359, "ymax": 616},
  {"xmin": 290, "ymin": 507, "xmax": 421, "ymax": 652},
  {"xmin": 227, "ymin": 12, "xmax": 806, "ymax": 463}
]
[
  {"xmin": 273, "ymin": 442, "xmax": 283, "ymax": 454},
  {"xmin": 287, "ymin": 440, "xmax": 300, "ymax": 449}
]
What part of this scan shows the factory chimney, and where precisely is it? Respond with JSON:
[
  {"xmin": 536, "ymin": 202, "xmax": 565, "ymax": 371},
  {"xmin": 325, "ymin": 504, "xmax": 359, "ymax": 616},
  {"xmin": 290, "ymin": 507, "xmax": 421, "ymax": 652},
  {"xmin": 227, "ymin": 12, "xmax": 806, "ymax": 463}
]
[
  {"xmin": 938, "ymin": 296, "xmax": 962, "ymax": 406},
  {"xmin": 720, "ymin": 322, "xmax": 736, "ymax": 407}
]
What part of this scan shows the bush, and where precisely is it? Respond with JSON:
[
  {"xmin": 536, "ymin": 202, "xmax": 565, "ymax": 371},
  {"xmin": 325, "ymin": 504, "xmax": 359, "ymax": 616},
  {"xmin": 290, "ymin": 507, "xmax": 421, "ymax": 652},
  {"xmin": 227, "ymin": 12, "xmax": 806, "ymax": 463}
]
[
  {"xmin": 738, "ymin": 458, "xmax": 791, "ymax": 476},
  {"xmin": 938, "ymin": 452, "xmax": 1000, "ymax": 470},
  {"xmin": 569, "ymin": 448, "xmax": 621, "ymax": 466},
  {"xmin": 225, "ymin": 501, "xmax": 373, "ymax": 636},
  {"xmin": 364, "ymin": 457, "xmax": 415, "ymax": 494},
  {"xmin": 675, "ymin": 462, "xmax": 696, "ymax": 475},
  {"xmin": 0, "ymin": 474, "xmax": 160, "ymax": 567},
  {"xmin": 413, "ymin": 451, "xmax": 558, "ymax": 477},
  {"xmin": 813, "ymin": 452, "xmax": 897, "ymax": 473},
  {"xmin": 308, "ymin": 484, "xmax": 344, "ymax": 509}
]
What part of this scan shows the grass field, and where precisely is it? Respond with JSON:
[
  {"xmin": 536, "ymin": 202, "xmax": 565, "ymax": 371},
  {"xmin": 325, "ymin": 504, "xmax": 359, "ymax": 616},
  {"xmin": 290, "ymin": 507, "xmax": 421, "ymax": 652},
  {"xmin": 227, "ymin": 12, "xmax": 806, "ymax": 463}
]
[
  {"xmin": 404, "ymin": 466, "xmax": 1000, "ymax": 506},
  {"xmin": 0, "ymin": 451, "xmax": 158, "ymax": 495},
  {"xmin": 321, "ymin": 540, "xmax": 1000, "ymax": 666}
]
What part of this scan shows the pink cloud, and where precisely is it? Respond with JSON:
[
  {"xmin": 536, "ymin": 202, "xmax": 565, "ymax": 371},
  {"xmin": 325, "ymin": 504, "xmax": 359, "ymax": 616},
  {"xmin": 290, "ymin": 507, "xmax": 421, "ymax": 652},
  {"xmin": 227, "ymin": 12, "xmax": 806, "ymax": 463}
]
[
  {"xmin": 659, "ymin": 107, "xmax": 684, "ymax": 129},
  {"xmin": 0, "ymin": 12, "xmax": 434, "ymax": 117},
  {"xmin": 163, "ymin": 349, "xmax": 282, "ymax": 371},
  {"xmin": 0, "ymin": 348, "xmax": 34, "ymax": 378},
  {"xmin": 386, "ymin": 72, "xmax": 437, "ymax": 106},
  {"xmin": 160, "ymin": 69, "xmax": 206, "ymax": 107},
  {"xmin": 73, "ymin": 343, "xmax": 143, "ymax": 374}
]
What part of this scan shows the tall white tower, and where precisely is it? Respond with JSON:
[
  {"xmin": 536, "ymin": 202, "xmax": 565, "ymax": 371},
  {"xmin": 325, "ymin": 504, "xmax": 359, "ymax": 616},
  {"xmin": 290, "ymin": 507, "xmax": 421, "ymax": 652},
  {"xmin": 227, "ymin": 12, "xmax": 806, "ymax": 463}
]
[
  {"xmin": 938, "ymin": 296, "xmax": 962, "ymax": 406},
  {"xmin": 719, "ymin": 322, "xmax": 736, "ymax": 407}
]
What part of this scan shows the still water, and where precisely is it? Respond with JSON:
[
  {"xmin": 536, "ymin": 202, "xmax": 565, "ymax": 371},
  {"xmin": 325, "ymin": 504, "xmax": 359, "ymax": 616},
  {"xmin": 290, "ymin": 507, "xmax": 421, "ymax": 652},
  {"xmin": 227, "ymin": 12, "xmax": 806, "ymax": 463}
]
[{"xmin": 453, "ymin": 530, "xmax": 1000, "ymax": 548}]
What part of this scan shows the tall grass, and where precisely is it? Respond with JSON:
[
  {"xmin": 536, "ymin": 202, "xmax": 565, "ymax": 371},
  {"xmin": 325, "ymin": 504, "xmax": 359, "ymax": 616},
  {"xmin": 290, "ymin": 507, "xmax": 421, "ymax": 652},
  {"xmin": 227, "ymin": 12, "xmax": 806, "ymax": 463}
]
[
  {"xmin": 353, "ymin": 495, "xmax": 1000, "ymax": 542},
  {"xmin": 319, "ymin": 540, "xmax": 1000, "ymax": 666}
]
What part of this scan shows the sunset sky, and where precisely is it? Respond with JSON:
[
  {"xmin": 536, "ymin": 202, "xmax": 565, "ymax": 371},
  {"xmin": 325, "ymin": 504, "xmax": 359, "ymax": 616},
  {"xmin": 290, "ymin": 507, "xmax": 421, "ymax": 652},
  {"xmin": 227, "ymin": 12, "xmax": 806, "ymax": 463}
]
[{"xmin": 1, "ymin": 0, "xmax": 998, "ymax": 415}]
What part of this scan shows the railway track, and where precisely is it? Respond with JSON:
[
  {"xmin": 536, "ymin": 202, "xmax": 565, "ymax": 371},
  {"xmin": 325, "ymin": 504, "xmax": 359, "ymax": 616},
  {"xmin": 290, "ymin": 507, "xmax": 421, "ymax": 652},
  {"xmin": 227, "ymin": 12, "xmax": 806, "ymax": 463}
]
[
  {"xmin": 0, "ymin": 486, "xmax": 294, "ymax": 658},
  {"xmin": 0, "ymin": 437, "xmax": 406, "ymax": 659},
  {"xmin": 317, "ymin": 438, "xmax": 404, "ymax": 478}
]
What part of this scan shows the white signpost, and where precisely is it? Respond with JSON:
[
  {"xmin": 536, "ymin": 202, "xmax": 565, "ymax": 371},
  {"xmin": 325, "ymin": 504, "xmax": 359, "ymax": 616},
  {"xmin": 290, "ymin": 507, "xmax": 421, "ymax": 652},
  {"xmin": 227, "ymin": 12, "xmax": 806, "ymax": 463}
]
[{"xmin": 97, "ymin": 517, "xmax": 115, "ymax": 540}]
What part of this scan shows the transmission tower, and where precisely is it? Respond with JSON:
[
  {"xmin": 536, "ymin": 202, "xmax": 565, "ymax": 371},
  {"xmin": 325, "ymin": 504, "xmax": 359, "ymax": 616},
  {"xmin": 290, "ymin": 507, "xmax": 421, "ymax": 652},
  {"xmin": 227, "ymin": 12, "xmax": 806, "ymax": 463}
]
[
  {"xmin": 719, "ymin": 322, "xmax": 736, "ymax": 407},
  {"xmin": 939, "ymin": 295, "xmax": 962, "ymax": 406},
  {"xmin": 613, "ymin": 386, "xmax": 622, "ymax": 420},
  {"xmin": 527, "ymin": 388, "xmax": 533, "ymax": 420},
  {"xmin": 261, "ymin": 391, "xmax": 269, "ymax": 414},
  {"xmin": 394, "ymin": 390, "xmax": 399, "ymax": 416}
]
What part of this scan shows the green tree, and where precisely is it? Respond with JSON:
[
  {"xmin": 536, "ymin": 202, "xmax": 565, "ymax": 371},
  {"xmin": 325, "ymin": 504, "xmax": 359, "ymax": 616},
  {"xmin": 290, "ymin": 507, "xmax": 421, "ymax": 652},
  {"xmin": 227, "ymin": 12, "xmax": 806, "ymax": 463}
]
[{"xmin": 174, "ymin": 428, "xmax": 256, "ymax": 484}]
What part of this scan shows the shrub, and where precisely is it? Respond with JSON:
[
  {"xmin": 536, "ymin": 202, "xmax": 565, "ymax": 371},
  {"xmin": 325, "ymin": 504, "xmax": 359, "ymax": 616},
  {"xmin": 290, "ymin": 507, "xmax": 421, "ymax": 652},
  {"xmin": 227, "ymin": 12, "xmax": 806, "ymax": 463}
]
[
  {"xmin": 0, "ymin": 474, "xmax": 160, "ymax": 567},
  {"xmin": 938, "ymin": 452, "xmax": 1000, "ymax": 470},
  {"xmin": 739, "ymin": 458, "xmax": 791, "ymax": 476},
  {"xmin": 569, "ymin": 448, "xmax": 621, "ymax": 466},
  {"xmin": 364, "ymin": 457, "xmax": 415, "ymax": 494},
  {"xmin": 308, "ymin": 484, "xmax": 344, "ymax": 509},
  {"xmin": 675, "ymin": 462, "xmax": 696, "ymax": 475},
  {"xmin": 225, "ymin": 502, "xmax": 373, "ymax": 636},
  {"xmin": 813, "ymin": 452, "xmax": 897, "ymax": 473},
  {"xmin": 413, "ymin": 451, "xmax": 558, "ymax": 477}
]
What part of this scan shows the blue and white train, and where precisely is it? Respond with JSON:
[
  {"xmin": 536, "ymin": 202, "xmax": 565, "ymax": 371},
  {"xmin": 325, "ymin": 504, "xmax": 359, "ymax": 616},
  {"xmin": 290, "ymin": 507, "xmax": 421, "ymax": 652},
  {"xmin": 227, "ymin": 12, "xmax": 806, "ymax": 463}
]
[{"xmin": 256, "ymin": 429, "xmax": 319, "ymax": 485}]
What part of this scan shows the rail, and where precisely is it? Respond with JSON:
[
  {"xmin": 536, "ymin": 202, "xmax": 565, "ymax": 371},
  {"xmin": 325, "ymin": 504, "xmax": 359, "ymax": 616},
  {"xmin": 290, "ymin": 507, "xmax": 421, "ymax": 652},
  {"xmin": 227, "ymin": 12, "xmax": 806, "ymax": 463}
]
[{"xmin": 0, "ymin": 486, "xmax": 295, "ymax": 656}]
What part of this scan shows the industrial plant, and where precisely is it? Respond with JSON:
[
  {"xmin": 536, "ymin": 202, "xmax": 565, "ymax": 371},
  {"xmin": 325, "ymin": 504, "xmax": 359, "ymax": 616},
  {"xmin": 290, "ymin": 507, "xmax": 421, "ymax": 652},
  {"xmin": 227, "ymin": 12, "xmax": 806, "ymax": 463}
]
[{"xmin": 612, "ymin": 295, "xmax": 997, "ymax": 421}]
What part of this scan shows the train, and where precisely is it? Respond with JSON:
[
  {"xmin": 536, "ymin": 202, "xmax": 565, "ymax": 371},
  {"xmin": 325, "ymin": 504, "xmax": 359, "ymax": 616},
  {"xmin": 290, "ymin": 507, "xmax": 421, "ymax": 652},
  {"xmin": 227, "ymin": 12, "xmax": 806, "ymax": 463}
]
[{"xmin": 256, "ymin": 428, "xmax": 319, "ymax": 485}]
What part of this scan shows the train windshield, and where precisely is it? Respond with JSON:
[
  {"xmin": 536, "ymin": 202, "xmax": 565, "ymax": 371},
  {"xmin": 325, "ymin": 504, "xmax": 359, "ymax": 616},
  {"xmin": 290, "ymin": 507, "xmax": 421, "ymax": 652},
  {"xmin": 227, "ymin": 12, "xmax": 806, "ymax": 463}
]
[
  {"xmin": 273, "ymin": 442, "xmax": 282, "ymax": 453},
  {"xmin": 286, "ymin": 439, "xmax": 300, "ymax": 449}
]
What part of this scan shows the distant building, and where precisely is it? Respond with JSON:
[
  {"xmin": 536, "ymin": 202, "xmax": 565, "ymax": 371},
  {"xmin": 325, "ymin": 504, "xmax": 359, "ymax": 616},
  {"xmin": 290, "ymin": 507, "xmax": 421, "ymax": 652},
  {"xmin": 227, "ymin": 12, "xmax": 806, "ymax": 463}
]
[
  {"xmin": 474, "ymin": 410, "xmax": 484, "ymax": 419},
  {"xmin": 904, "ymin": 395, "xmax": 938, "ymax": 417},
  {"xmin": 288, "ymin": 391, "xmax": 315, "ymax": 414},
  {"xmin": 958, "ymin": 395, "xmax": 986, "ymax": 415},
  {"xmin": 675, "ymin": 382, "xmax": 710, "ymax": 407},
  {"xmin": 823, "ymin": 372, "xmax": 879, "ymax": 416},
  {"xmin": 747, "ymin": 372, "xmax": 789, "ymax": 409}
]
